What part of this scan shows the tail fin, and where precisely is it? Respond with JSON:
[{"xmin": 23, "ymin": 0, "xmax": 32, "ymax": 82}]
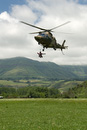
[
  {"xmin": 62, "ymin": 40, "xmax": 66, "ymax": 47},
  {"xmin": 61, "ymin": 40, "xmax": 68, "ymax": 54}
]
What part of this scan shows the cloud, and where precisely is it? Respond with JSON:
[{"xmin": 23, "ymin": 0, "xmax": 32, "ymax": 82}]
[
  {"xmin": 0, "ymin": 0, "xmax": 87, "ymax": 64},
  {"xmin": 11, "ymin": 4, "xmax": 37, "ymax": 23}
]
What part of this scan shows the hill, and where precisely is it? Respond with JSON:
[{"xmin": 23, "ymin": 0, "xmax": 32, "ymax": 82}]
[
  {"xmin": 62, "ymin": 65, "xmax": 87, "ymax": 80},
  {"xmin": 63, "ymin": 81, "xmax": 87, "ymax": 98},
  {"xmin": 0, "ymin": 57, "xmax": 87, "ymax": 80}
]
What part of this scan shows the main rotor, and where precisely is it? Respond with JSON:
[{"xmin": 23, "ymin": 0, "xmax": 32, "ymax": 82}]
[{"xmin": 20, "ymin": 21, "xmax": 70, "ymax": 34}]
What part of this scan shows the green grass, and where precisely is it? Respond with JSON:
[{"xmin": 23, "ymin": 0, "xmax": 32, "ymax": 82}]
[{"xmin": 0, "ymin": 99, "xmax": 87, "ymax": 130}]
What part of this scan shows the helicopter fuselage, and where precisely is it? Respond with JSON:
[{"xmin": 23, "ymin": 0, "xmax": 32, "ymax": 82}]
[{"xmin": 34, "ymin": 32, "xmax": 57, "ymax": 50}]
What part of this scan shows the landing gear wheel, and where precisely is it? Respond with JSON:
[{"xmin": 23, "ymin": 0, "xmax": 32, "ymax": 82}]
[
  {"xmin": 42, "ymin": 48, "xmax": 45, "ymax": 51},
  {"xmin": 54, "ymin": 48, "xmax": 56, "ymax": 50}
]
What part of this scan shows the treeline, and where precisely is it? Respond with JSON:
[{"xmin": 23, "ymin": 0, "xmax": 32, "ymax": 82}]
[
  {"xmin": 0, "ymin": 81, "xmax": 87, "ymax": 98},
  {"xmin": 0, "ymin": 87, "xmax": 61, "ymax": 98}
]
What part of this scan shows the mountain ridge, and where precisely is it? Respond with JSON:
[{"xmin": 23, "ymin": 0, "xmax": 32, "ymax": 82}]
[{"xmin": 0, "ymin": 57, "xmax": 87, "ymax": 80}]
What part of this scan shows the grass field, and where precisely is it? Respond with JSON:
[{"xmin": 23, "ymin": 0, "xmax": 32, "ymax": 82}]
[{"xmin": 0, "ymin": 99, "xmax": 87, "ymax": 130}]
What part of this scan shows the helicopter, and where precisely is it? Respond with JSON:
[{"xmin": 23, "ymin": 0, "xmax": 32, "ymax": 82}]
[
  {"xmin": 20, "ymin": 21, "xmax": 70, "ymax": 52},
  {"xmin": 37, "ymin": 51, "xmax": 46, "ymax": 58}
]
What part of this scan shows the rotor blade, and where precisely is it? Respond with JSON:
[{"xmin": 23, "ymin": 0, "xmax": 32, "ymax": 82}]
[
  {"xmin": 50, "ymin": 21, "xmax": 71, "ymax": 31},
  {"xmin": 29, "ymin": 32, "xmax": 41, "ymax": 34},
  {"xmin": 54, "ymin": 31, "xmax": 73, "ymax": 34},
  {"xmin": 20, "ymin": 21, "xmax": 46, "ymax": 31},
  {"xmin": 29, "ymin": 31, "xmax": 44, "ymax": 34}
]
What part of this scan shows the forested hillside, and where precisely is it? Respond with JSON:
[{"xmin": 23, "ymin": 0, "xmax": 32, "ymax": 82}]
[{"xmin": 63, "ymin": 81, "xmax": 87, "ymax": 98}]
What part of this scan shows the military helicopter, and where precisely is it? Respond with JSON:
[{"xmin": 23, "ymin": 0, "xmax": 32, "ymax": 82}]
[
  {"xmin": 37, "ymin": 51, "xmax": 46, "ymax": 58},
  {"xmin": 20, "ymin": 21, "xmax": 70, "ymax": 52}
]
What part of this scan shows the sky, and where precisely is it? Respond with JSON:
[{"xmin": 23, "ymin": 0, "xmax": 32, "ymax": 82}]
[{"xmin": 0, "ymin": 0, "xmax": 87, "ymax": 65}]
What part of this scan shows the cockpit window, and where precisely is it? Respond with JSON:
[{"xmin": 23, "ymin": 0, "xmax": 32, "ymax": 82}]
[
  {"xmin": 39, "ymin": 33, "xmax": 51, "ymax": 40},
  {"xmin": 40, "ymin": 33, "xmax": 45, "ymax": 37}
]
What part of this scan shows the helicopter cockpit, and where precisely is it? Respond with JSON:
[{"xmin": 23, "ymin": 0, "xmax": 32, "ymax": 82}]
[
  {"xmin": 39, "ymin": 33, "xmax": 46, "ymax": 37},
  {"xmin": 39, "ymin": 32, "xmax": 52, "ymax": 40}
]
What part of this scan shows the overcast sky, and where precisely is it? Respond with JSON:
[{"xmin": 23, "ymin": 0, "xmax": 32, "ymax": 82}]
[{"xmin": 0, "ymin": 0, "xmax": 87, "ymax": 65}]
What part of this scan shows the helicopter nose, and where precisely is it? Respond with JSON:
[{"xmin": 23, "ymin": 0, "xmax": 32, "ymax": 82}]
[
  {"xmin": 34, "ymin": 36, "xmax": 39, "ymax": 40},
  {"xmin": 34, "ymin": 36, "xmax": 42, "ymax": 42}
]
